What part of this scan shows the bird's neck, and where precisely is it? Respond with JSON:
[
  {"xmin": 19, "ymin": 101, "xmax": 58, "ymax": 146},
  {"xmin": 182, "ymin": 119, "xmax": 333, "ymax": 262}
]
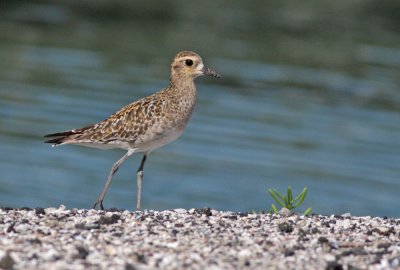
[
  {"xmin": 167, "ymin": 76, "xmax": 197, "ymax": 120},
  {"xmin": 169, "ymin": 75, "xmax": 196, "ymax": 97}
]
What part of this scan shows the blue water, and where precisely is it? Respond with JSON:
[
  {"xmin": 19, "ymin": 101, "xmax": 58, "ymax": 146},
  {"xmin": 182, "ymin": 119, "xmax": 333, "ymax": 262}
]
[{"xmin": 0, "ymin": 2, "xmax": 399, "ymax": 217}]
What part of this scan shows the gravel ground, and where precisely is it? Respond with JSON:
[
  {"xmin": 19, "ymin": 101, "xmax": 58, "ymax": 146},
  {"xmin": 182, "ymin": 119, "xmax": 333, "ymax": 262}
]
[{"xmin": 0, "ymin": 206, "xmax": 399, "ymax": 270}]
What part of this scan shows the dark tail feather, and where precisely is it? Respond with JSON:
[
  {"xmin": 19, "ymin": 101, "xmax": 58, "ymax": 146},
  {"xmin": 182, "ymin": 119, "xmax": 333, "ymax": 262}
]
[
  {"xmin": 44, "ymin": 130, "xmax": 79, "ymax": 138},
  {"xmin": 44, "ymin": 137, "xmax": 68, "ymax": 145},
  {"xmin": 44, "ymin": 125, "xmax": 93, "ymax": 145},
  {"xmin": 44, "ymin": 130, "xmax": 81, "ymax": 145}
]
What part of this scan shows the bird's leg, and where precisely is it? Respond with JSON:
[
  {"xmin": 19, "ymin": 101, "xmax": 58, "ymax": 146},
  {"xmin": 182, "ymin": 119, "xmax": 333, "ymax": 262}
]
[
  {"xmin": 93, "ymin": 149, "xmax": 135, "ymax": 210},
  {"xmin": 136, "ymin": 154, "xmax": 148, "ymax": 211}
]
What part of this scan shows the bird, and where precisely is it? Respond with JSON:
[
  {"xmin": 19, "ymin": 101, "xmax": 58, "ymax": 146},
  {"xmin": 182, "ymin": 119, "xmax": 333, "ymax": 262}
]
[{"xmin": 44, "ymin": 51, "xmax": 221, "ymax": 210}]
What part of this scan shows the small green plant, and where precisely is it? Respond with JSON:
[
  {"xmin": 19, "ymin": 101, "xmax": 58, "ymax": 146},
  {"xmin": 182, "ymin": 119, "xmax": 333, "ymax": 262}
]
[{"xmin": 268, "ymin": 186, "xmax": 312, "ymax": 215}]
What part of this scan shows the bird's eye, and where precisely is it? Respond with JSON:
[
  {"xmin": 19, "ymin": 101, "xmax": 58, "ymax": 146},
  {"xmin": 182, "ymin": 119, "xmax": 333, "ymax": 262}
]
[{"xmin": 185, "ymin": 59, "xmax": 193, "ymax": 66}]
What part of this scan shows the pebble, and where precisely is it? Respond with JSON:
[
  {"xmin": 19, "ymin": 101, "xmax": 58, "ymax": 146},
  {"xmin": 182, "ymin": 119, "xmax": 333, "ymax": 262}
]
[
  {"xmin": 278, "ymin": 207, "xmax": 292, "ymax": 216},
  {"xmin": 0, "ymin": 206, "xmax": 399, "ymax": 269}
]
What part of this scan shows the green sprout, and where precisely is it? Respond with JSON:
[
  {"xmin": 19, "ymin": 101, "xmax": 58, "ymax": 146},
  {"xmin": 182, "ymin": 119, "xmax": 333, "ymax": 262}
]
[{"xmin": 268, "ymin": 186, "xmax": 312, "ymax": 215}]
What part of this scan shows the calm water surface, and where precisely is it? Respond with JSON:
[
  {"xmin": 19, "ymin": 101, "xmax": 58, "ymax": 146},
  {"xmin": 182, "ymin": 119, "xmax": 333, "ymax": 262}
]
[{"xmin": 0, "ymin": 2, "xmax": 399, "ymax": 216}]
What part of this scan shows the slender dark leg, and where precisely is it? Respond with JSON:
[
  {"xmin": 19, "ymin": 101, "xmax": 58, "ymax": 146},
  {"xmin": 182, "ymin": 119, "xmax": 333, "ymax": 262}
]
[
  {"xmin": 136, "ymin": 153, "xmax": 148, "ymax": 210},
  {"xmin": 93, "ymin": 149, "xmax": 135, "ymax": 210}
]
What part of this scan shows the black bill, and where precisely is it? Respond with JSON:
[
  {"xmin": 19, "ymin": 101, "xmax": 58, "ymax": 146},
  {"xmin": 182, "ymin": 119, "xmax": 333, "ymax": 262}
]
[{"xmin": 202, "ymin": 66, "xmax": 221, "ymax": 78}]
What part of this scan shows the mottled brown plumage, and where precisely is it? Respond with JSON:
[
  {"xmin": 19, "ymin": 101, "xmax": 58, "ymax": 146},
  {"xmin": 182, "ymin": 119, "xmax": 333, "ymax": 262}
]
[{"xmin": 44, "ymin": 51, "xmax": 220, "ymax": 210}]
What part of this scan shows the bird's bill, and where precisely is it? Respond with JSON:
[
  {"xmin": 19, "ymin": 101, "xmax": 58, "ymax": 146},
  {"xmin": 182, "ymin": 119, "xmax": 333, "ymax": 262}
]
[{"xmin": 202, "ymin": 66, "xmax": 221, "ymax": 78}]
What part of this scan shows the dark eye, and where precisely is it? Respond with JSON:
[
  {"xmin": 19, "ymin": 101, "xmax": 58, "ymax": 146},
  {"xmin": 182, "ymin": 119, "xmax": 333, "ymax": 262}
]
[{"xmin": 185, "ymin": 59, "xmax": 193, "ymax": 66}]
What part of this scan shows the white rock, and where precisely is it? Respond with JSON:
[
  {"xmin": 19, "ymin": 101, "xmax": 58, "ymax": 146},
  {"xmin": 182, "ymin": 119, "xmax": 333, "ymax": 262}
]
[
  {"xmin": 45, "ymin": 207, "xmax": 58, "ymax": 214},
  {"xmin": 238, "ymin": 249, "xmax": 252, "ymax": 258},
  {"xmin": 323, "ymin": 254, "xmax": 336, "ymax": 262},
  {"xmin": 173, "ymin": 208, "xmax": 187, "ymax": 214},
  {"xmin": 341, "ymin": 219, "xmax": 351, "ymax": 229}
]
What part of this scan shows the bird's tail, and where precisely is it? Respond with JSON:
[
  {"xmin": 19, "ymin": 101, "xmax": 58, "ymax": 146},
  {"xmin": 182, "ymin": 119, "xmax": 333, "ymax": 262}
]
[
  {"xmin": 44, "ymin": 130, "xmax": 74, "ymax": 145},
  {"xmin": 44, "ymin": 125, "xmax": 92, "ymax": 146},
  {"xmin": 44, "ymin": 130, "xmax": 82, "ymax": 146}
]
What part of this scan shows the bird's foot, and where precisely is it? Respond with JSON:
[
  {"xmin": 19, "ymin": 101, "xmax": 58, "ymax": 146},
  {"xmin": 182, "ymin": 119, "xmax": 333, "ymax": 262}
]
[{"xmin": 93, "ymin": 199, "xmax": 105, "ymax": 210}]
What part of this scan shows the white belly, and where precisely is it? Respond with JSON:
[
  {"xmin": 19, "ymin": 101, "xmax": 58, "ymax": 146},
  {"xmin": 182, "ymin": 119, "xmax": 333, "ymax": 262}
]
[{"xmin": 133, "ymin": 127, "xmax": 185, "ymax": 153}]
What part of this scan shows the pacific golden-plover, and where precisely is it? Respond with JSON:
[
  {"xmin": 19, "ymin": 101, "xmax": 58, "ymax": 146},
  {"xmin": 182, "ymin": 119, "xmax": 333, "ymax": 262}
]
[{"xmin": 44, "ymin": 51, "xmax": 220, "ymax": 210}]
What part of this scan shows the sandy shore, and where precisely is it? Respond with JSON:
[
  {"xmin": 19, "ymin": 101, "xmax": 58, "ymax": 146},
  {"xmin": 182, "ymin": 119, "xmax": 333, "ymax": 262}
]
[{"xmin": 0, "ymin": 206, "xmax": 399, "ymax": 269}]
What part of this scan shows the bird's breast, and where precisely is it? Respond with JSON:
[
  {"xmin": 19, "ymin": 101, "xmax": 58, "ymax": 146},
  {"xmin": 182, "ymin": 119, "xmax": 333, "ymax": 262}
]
[{"xmin": 130, "ymin": 84, "xmax": 197, "ymax": 152}]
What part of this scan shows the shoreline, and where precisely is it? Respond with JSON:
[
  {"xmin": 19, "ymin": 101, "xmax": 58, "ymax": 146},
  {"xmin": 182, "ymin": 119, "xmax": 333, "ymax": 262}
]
[{"xmin": 1, "ymin": 206, "xmax": 399, "ymax": 269}]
